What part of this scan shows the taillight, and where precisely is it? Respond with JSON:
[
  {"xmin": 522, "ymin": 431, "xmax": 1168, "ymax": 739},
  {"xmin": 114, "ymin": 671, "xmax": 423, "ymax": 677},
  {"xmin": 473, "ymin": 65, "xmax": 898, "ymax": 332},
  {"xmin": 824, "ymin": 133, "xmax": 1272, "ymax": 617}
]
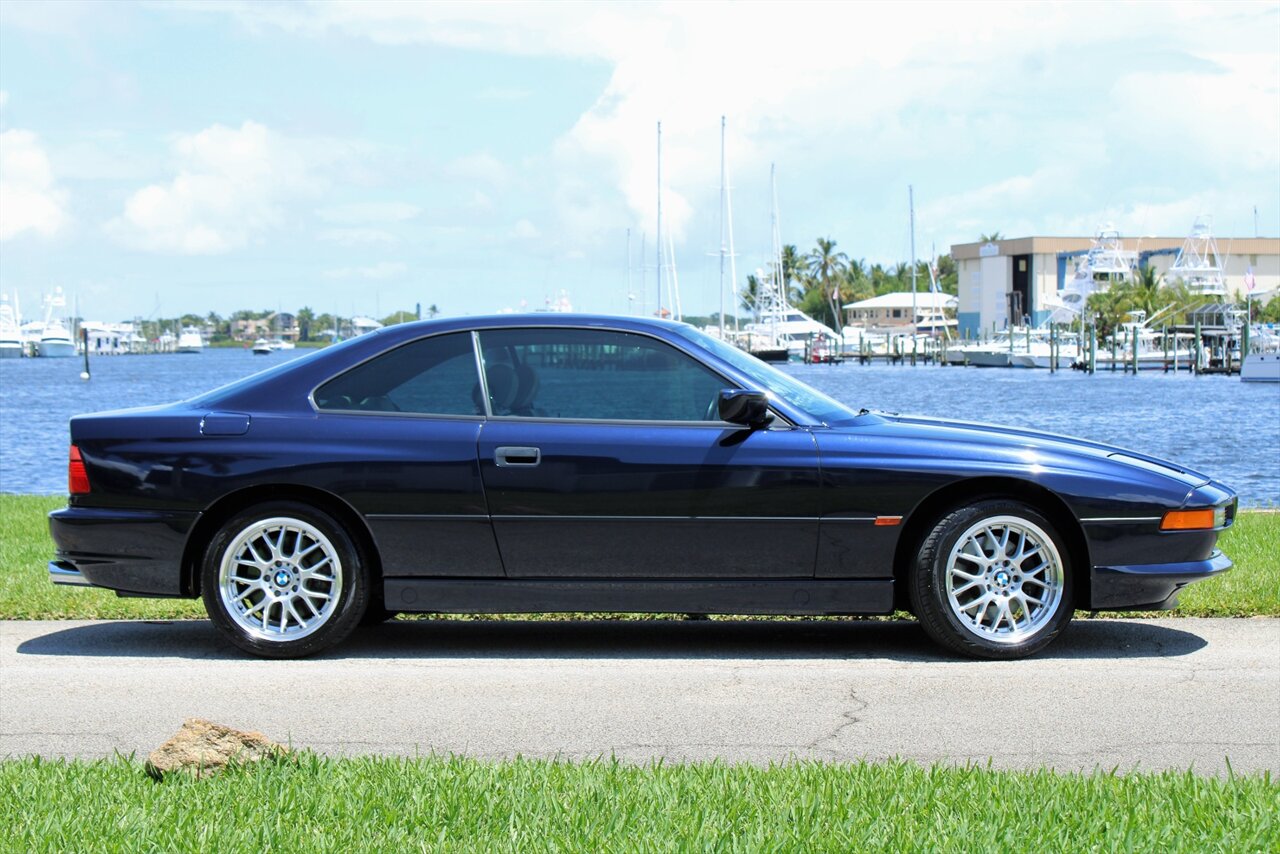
[{"xmin": 68, "ymin": 445, "xmax": 90, "ymax": 494}]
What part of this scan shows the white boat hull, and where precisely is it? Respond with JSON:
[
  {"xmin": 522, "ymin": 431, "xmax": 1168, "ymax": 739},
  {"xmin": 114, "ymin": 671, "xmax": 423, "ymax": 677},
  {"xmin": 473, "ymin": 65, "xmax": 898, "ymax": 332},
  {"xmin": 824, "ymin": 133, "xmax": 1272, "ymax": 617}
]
[
  {"xmin": 0, "ymin": 343, "xmax": 22, "ymax": 359},
  {"xmin": 1241, "ymin": 353, "xmax": 1280, "ymax": 383},
  {"xmin": 966, "ymin": 349, "xmax": 1012, "ymax": 368},
  {"xmin": 37, "ymin": 339, "xmax": 76, "ymax": 358}
]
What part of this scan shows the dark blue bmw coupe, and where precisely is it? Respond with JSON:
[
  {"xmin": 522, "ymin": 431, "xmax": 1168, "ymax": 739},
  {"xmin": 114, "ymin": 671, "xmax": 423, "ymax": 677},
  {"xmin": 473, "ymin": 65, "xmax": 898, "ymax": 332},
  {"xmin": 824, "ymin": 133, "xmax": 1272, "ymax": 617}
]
[{"xmin": 49, "ymin": 315, "xmax": 1236, "ymax": 659}]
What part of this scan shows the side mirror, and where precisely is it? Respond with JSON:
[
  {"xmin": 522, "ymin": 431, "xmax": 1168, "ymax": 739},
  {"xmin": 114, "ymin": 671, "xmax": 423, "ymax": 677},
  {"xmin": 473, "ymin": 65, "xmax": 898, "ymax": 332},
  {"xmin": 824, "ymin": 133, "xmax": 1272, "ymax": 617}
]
[{"xmin": 718, "ymin": 389, "xmax": 773, "ymax": 427}]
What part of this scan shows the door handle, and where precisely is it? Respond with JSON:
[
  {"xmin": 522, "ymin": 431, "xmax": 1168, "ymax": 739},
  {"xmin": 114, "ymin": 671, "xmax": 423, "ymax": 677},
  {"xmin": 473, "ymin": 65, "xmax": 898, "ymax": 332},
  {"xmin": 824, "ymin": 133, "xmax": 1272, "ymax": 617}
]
[{"xmin": 495, "ymin": 446, "xmax": 541, "ymax": 467}]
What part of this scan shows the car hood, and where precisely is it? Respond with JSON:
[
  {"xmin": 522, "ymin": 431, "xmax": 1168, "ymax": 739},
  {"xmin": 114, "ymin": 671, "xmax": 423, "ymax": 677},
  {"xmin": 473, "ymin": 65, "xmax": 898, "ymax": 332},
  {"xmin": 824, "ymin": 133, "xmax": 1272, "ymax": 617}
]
[{"xmin": 833, "ymin": 412, "xmax": 1212, "ymax": 488}]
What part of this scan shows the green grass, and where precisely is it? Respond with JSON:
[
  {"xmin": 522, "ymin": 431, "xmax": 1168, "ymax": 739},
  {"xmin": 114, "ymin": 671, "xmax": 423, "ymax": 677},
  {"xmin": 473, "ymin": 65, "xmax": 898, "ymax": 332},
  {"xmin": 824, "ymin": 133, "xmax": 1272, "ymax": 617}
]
[
  {"xmin": 0, "ymin": 754, "xmax": 1274, "ymax": 852},
  {"xmin": 2, "ymin": 493, "xmax": 1277, "ymax": 621}
]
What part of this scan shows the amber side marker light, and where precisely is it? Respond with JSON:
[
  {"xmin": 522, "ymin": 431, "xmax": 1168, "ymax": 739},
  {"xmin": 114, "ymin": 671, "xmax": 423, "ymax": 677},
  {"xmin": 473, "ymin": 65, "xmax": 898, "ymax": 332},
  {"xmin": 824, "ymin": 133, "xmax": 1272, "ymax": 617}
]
[
  {"xmin": 68, "ymin": 445, "xmax": 90, "ymax": 495},
  {"xmin": 874, "ymin": 516, "xmax": 903, "ymax": 527},
  {"xmin": 1160, "ymin": 508, "xmax": 1219, "ymax": 531}
]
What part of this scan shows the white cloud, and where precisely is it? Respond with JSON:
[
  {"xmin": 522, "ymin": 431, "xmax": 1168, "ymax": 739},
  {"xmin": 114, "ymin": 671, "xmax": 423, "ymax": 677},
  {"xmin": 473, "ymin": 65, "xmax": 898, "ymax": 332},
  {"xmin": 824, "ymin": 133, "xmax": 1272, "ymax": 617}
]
[
  {"xmin": 317, "ymin": 227, "xmax": 397, "ymax": 246},
  {"xmin": 181, "ymin": 1, "xmax": 1280, "ymax": 257},
  {"xmin": 323, "ymin": 261, "xmax": 408, "ymax": 279},
  {"xmin": 106, "ymin": 120, "xmax": 337, "ymax": 253},
  {"xmin": 315, "ymin": 201, "xmax": 421, "ymax": 224},
  {"xmin": 445, "ymin": 152, "xmax": 511, "ymax": 188},
  {"xmin": 512, "ymin": 218, "xmax": 540, "ymax": 239},
  {"xmin": 0, "ymin": 129, "xmax": 70, "ymax": 240}
]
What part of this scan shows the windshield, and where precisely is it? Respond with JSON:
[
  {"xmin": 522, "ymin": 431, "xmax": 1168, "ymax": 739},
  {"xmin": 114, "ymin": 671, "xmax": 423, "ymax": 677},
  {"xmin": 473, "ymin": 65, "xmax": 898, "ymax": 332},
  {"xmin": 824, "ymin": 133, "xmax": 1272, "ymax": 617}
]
[{"xmin": 672, "ymin": 326, "xmax": 859, "ymax": 425}]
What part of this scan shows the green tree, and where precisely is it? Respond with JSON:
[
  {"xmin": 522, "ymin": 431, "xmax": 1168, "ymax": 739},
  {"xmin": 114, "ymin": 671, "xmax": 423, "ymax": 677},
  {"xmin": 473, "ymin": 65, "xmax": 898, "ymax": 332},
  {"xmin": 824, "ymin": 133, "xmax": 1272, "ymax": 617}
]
[
  {"xmin": 979, "ymin": 232, "xmax": 1003, "ymax": 243},
  {"xmin": 296, "ymin": 307, "xmax": 315, "ymax": 342},
  {"xmin": 804, "ymin": 237, "xmax": 849, "ymax": 328},
  {"xmin": 381, "ymin": 310, "xmax": 418, "ymax": 326}
]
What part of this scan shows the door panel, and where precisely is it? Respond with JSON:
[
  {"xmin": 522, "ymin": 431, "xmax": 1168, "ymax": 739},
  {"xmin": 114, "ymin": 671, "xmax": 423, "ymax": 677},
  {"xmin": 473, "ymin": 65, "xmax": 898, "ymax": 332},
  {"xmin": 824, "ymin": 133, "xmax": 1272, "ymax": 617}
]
[{"xmin": 478, "ymin": 420, "xmax": 821, "ymax": 578}]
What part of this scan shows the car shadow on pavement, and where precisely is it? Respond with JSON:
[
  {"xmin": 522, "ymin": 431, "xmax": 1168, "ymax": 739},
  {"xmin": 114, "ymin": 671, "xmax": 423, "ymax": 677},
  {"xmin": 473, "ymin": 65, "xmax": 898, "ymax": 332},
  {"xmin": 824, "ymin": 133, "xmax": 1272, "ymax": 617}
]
[{"xmin": 15, "ymin": 617, "xmax": 1208, "ymax": 662}]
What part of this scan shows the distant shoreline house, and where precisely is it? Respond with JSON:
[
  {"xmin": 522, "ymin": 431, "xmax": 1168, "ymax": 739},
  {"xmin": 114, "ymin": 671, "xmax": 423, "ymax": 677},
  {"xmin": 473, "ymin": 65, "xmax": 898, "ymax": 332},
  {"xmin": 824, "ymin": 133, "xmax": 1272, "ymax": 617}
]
[
  {"xmin": 950, "ymin": 235, "xmax": 1279, "ymax": 337},
  {"xmin": 231, "ymin": 312, "xmax": 300, "ymax": 342},
  {"xmin": 842, "ymin": 292, "xmax": 957, "ymax": 331}
]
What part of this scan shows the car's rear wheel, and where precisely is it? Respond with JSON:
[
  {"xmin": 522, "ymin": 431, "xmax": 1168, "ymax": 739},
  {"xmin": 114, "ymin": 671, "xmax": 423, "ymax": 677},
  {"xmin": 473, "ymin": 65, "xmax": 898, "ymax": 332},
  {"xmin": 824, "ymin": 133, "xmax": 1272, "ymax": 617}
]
[
  {"xmin": 201, "ymin": 501, "xmax": 369, "ymax": 658},
  {"xmin": 909, "ymin": 499, "xmax": 1073, "ymax": 659}
]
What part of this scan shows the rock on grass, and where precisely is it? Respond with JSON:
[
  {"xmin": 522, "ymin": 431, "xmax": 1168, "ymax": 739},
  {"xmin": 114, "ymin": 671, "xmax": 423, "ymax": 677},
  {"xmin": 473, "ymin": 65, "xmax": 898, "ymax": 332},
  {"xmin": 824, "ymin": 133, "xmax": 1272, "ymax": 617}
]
[{"xmin": 145, "ymin": 718, "xmax": 287, "ymax": 779}]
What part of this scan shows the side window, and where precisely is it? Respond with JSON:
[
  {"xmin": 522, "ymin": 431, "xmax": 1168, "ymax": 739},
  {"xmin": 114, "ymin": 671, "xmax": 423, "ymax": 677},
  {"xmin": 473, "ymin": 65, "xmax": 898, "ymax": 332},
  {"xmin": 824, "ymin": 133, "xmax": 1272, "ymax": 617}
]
[
  {"xmin": 477, "ymin": 328, "xmax": 726, "ymax": 421},
  {"xmin": 314, "ymin": 332, "xmax": 481, "ymax": 415}
]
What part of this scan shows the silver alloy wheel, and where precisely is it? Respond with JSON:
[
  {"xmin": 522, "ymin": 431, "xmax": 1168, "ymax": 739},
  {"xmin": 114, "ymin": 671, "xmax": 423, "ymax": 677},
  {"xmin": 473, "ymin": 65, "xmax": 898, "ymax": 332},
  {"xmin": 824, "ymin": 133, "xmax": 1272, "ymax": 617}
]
[
  {"xmin": 218, "ymin": 516, "xmax": 343, "ymax": 642},
  {"xmin": 944, "ymin": 514, "xmax": 1064, "ymax": 644}
]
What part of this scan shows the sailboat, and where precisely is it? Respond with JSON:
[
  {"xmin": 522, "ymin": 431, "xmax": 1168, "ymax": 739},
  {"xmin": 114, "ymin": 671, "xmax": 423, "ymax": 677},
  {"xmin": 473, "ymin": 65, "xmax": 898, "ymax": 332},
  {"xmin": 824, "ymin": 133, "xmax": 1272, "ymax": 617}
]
[{"xmin": 742, "ymin": 165, "xmax": 839, "ymax": 361}]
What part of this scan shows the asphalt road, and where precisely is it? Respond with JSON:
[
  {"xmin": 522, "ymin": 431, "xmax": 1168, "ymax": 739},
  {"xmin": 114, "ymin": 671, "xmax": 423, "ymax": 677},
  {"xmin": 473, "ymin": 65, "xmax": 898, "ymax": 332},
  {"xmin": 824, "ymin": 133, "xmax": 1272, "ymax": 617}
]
[{"xmin": 2, "ymin": 617, "xmax": 1277, "ymax": 776}]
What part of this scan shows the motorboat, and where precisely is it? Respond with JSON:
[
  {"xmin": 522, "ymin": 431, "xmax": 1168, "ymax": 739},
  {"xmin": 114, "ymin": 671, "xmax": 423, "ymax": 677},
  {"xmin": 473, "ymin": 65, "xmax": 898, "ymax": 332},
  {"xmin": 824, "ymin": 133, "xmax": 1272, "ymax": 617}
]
[
  {"xmin": 252, "ymin": 338, "xmax": 272, "ymax": 355},
  {"xmin": 1240, "ymin": 352, "xmax": 1280, "ymax": 383},
  {"xmin": 177, "ymin": 326, "xmax": 204, "ymax": 354},
  {"xmin": 1048, "ymin": 225, "xmax": 1137, "ymax": 325},
  {"xmin": 0, "ymin": 296, "xmax": 22, "ymax": 359},
  {"xmin": 38, "ymin": 318, "xmax": 76, "ymax": 358},
  {"xmin": 745, "ymin": 308, "xmax": 841, "ymax": 360},
  {"xmin": 37, "ymin": 289, "xmax": 76, "ymax": 358},
  {"xmin": 1168, "ymin": 216, "xmax": 1227, "ymax": 297}
]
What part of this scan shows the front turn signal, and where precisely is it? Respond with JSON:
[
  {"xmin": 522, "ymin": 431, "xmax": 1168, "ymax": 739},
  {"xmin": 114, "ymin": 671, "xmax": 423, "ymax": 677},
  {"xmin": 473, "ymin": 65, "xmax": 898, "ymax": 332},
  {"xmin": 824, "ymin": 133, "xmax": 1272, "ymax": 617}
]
[{"xmin": 1160, "ymin": 508, "xmax": 1218, "ymax": 531}]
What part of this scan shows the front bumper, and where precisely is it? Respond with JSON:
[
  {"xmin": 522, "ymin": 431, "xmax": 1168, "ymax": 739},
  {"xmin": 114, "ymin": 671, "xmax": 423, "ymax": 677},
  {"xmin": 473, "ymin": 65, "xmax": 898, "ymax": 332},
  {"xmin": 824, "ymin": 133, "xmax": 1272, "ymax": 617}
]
[
  {"xmin": 1090, "ymin": 550, "xmax": 1232, "ymax": 610},
  {"xmin": 49, "ymin": 506, "xmax": 198, "ymax": 596}
]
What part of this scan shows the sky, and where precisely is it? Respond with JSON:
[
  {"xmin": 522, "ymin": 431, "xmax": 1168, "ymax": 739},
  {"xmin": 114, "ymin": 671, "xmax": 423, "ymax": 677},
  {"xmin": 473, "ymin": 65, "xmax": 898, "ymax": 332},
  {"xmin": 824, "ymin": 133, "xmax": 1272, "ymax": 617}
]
[{"xmin": 1, "ymin": 0, "xmax": 1277, "ymax": 322}]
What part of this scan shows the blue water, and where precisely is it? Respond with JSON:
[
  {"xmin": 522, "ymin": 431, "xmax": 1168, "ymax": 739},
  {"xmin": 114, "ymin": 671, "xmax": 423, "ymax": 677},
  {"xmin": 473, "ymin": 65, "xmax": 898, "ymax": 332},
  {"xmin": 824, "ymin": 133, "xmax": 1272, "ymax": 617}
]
[{"xmin": 2, "ymin": 349, "xmax": 1277, "ymax": 504}]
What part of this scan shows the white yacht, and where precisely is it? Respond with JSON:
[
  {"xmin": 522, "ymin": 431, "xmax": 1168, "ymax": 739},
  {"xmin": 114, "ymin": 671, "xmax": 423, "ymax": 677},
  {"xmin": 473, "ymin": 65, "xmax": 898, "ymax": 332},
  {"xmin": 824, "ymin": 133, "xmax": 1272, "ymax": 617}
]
[
  {"xmin": 252, "ymin": 338, "xmax": 272, "ymax": 355},
  {"xmin": 36, "ymin": 288, "xmax": 76, "ymax": 358},
  {"xmin": 745, "ymin": 307, "xmax": 841, "ymax": 360},
  {"xmin": 177, "ymin": 326, "xmax": 204, "ymax": 354},
  {"xmin": 1168, "ymin": 216, "xmax": 1227, "ymax": 298},
  {"xmin": 1241, "ymin": 325, "xmax": 1280, "ymax": 383},
  {"xmin": 1048, "ymin": 225, "xmax": 1137, "ymax": 325},
  {"xmin": 0, "ymin": 295, "xmax": 22, "ymax": 359}
]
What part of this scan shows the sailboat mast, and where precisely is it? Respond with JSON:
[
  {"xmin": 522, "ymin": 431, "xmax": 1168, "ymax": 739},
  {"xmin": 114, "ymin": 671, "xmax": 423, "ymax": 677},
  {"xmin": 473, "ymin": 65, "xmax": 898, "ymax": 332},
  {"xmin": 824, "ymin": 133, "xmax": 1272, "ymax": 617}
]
[
  {"xmin": 719, "ymin": 116, "xmax": 726, "ymax": 335},
  {"xmin": 626, "ymin": 227, "xmax": 632, "ymax": 316},
  {"xmin": 656, "ymin": 121, "xmax": 663, "ymax": 318},
  {"xmin": 909, "ymin": 185, "xmax": 918, "ymax": 343},
  {"xmin": 640, "ymin": 231, "xmax": 647, "ymax": 318},
  {"xmin": 771, "ymin": 164, "xmax": 783, "ymax": 305},
  {"xmin": 726, "ymin": 140, "xmax": 739, "ymax": 335}
]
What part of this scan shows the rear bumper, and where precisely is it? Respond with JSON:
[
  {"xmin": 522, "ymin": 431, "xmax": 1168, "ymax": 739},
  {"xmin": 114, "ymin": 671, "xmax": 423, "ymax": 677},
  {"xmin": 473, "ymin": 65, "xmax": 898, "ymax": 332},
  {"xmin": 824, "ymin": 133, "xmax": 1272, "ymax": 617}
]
[
  {"xmin": 48, "ymin": 506, "xmax": 198, "ymax": 596},
  {"xmin": 49, "ymin": 560, "xmax": 92, "ymax": 586},
  {"xmin": 1090, "ymin": 550, "xmax": 1231, "ymax": 610}
]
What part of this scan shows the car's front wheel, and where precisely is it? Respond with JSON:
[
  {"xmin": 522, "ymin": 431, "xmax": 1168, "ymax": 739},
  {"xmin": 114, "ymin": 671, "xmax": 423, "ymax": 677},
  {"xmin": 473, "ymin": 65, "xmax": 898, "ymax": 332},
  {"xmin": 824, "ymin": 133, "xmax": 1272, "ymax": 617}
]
[
  {"xmin": 909, "ymin": 499, "xmax": 1073, "ymax": 659},
  {"xmin": 201, "ymin": 501, "xmax": 369, "ymax": 658}
]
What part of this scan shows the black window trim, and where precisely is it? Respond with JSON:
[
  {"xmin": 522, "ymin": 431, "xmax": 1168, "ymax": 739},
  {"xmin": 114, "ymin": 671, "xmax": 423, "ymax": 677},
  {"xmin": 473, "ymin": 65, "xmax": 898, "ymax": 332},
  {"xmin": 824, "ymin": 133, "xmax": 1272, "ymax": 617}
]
[{"xmin": 307, "ymin": 323, "xmax": 796, "ymax": 428}]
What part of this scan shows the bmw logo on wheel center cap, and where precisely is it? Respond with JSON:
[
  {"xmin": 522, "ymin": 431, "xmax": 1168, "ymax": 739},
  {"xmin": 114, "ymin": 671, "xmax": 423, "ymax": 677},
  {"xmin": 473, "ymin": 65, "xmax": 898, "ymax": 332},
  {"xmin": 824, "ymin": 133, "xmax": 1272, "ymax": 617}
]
[{"xmin": 273, "ymin": 570, "xmax": 291, "ymax": 587}]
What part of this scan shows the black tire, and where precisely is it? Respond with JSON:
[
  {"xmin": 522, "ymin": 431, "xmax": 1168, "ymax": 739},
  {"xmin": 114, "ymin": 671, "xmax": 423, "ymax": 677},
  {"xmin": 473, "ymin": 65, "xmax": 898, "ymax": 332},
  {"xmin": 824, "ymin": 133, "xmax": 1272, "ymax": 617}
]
[
  {"xmin": 201, "ymin": 501, "xmax": 370, "ymax": 658},
  {"xmin": 359, "ymin": 605, "xmax": 399, "ymax": 626},
  {"xmin": 909, "ymin": 499, "xmax": 1074, "ymax": 660}
]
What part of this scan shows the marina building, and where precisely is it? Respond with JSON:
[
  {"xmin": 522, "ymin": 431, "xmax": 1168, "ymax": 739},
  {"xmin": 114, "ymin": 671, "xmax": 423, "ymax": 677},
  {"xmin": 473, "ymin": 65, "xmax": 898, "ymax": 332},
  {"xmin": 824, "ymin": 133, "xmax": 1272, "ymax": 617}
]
[{"xmin": 949, "ymin": 234, "xmax": 1280, "ymax": 336}]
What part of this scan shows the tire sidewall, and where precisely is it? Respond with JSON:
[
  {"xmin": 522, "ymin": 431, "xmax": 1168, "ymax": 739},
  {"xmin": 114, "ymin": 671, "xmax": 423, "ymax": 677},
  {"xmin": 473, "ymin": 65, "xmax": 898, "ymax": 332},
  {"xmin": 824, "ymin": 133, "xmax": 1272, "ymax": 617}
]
[
  {"xmin": 912, "ymin": 499, "xmax": 1074, "ymax": 659},
  {"xmin": 201, "ymin": 501, "xmax": 369, "ymax": 658}
]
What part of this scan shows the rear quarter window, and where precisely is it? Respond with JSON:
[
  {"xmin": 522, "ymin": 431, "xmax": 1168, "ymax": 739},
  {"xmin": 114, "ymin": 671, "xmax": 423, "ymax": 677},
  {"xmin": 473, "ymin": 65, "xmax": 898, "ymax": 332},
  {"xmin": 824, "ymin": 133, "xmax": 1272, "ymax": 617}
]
[{"xmin": 314, "ymin": 332, "xmax": 481, "ymax": 415}]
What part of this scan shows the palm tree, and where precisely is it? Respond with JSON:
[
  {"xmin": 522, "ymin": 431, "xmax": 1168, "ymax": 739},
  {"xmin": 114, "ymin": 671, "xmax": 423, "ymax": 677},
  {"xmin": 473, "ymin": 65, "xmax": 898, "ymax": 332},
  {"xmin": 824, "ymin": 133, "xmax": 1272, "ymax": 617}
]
[
  {"xmin": 296, "ymin": 306, "xmax": 315, "ymax": 342},
  {"xmin": 805, "ymin": 237, "xmax": 849, "ymax": 328},
  {"xmin": 979, "ymin": 231, "xmax": 1004, "ymax": 243}
]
